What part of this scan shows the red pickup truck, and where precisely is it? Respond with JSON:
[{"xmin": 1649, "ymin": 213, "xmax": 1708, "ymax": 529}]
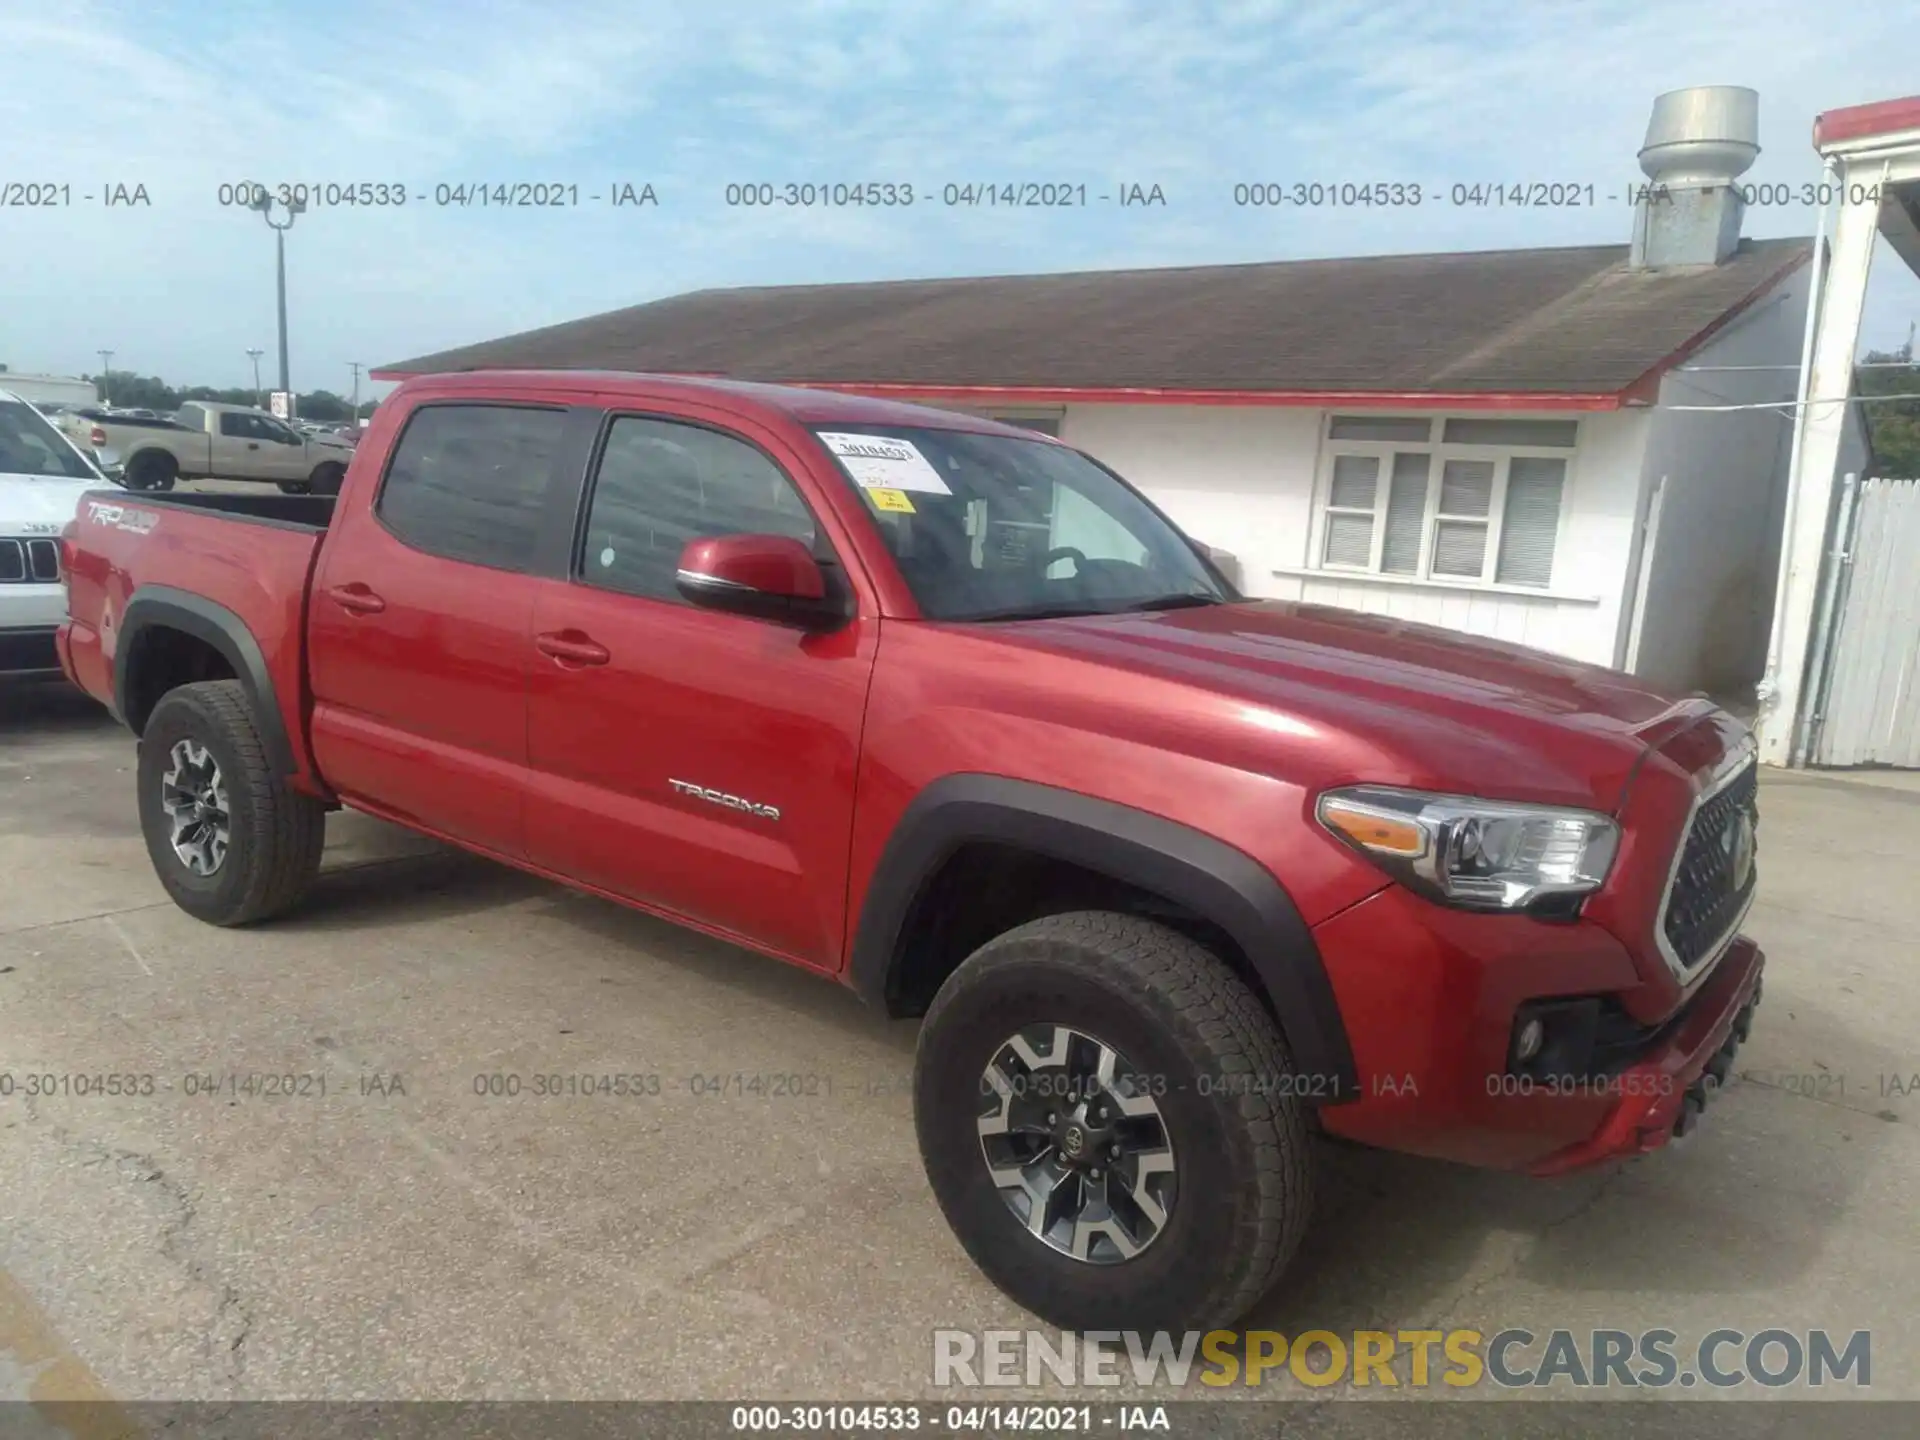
[{"xmin": 57, "ymin": 370, "xmax": 1764, "ymax": 1331}]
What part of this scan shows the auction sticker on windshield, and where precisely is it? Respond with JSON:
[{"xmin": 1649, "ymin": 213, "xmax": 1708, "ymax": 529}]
[{"xmin": 818, "ymin": 432, "xmax": 952, "ymax": 494}]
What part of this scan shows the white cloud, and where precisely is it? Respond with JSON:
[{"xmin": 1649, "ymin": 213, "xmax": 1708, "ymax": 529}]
[{"xmin": 0, "ymin": 0, "xmax": 1914, "ymax": 384}]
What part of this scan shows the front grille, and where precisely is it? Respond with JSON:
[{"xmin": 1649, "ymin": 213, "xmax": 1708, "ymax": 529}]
[
  {"xmin": 0, "ymin": 538, "xmax": 61, "ymax": 584},
  {"xmin": 1659, "ymin": 755, "xmax": 1759, "ymax": 975}
]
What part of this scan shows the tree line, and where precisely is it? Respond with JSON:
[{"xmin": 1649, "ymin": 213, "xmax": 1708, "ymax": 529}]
[
  {"xmin": 79, "ymin": 371, "xmax": 379, "ymax": 424},
  {"xmin": 1859, "ymin": 348, "xmax": 1920, "ymax": 478}
]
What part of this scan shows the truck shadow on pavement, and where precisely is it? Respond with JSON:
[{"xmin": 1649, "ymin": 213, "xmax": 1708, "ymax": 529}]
[
  {"xmin": 299, "ymin": 845, "xmax": 556, "ymax": 930},
  {"xmin": 275, "ymin": 821, "xmax": 917, "ymax": 1053},
  {"xmin": 0, "ymin": 681, "xmax": 119, "ymax": 732},
  {"xmin": 500, "ymin": 851, "xmax": 1908, "ymax": 1343},
  {"xmin": 534, "ymin": 882, "xmax": 917, "ymax": 1055},
  {"xmin": 1246, "ymin": 996, "xmax": 1906, "ymax": 1339},
  {"xmin": 256, "ymin": 812, "xmax": 1908, "ymax": 1349}
]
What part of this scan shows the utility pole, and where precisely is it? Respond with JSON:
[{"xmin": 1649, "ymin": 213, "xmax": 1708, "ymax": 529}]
[
  {"xmin": 97, "ymin": 349, "xmax": 114, "ymax": 407},
  {"xmin": 348, "ymin": 362, "xmax": 363, "ymax": 428},
  {"xmin": 247, "ymin": 348, "xmax": 265, "ymax": 407},
  {"xmin": 276, "ymin": 226, "xmax": 290, "ymax": 404}
]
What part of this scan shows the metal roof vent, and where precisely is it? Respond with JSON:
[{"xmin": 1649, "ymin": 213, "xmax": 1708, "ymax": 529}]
[{"xmin": 1630, "ymin": 86, "xmax": 1760, "ymax": 268}]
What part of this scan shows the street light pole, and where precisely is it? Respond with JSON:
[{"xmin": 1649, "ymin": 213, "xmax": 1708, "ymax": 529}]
[
  {"xmin": 349, "ymin": 361, "xmax": 363, "ymax": 427},
  {"xmin": 247, "ymin": 348, "xmax": 264, "ymax": 407},
  {"xmin": 275, "ymin": 226, "xmax": 290, "ymax": 400},
  {"xmin": 245, "ymin": 184, "xmax": 305, "ymax": 417},
  {"xmin": 97, "ymin": 349, "xmax": 114, "ymax": 407}
]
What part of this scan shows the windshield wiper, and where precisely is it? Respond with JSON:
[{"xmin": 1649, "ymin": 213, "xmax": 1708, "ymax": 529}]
[
  {"xmin": 959, "ymin": 592, "xmax": 1223, "ymax": 623},
  {"xmin": 961, "ymin": 603, "xmax": 1111, "ymax": 622},
  {"xmin": 1117, "ymin": 592, "xmax": 1222, "ymax": 612}
]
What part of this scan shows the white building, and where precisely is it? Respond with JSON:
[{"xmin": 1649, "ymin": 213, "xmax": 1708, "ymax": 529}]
[
  {"xmin": 0, "ymin": 370, "xmax": 97, "ymax": 411},
  {"xmin": 381, "ymin": 91, "xmax": 1846, "ymax": 707}
]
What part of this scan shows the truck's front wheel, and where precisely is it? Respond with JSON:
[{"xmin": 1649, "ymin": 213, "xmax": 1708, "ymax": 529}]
[
  {"xmin": 307, "ymin": 462, "xmax": 346, "ymax": 497},
  {"xmin": 914, "ymin": 912, "xmax": 1313, "ymax": 1332},
  {"xmin": 136, "ymin": 680, "xmax": 325, "ymax": 926}
]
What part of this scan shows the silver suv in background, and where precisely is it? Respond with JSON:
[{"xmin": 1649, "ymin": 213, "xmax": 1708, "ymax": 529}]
[{"xmin": 0, "ymin": 389, "xmax": 112, "ymax": 680}]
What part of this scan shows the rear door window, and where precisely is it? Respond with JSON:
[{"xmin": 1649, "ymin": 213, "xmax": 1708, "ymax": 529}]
[
  {"xmin": 577, "ymin": 416, "xmax": 818, "ymax": 603},
  {"xmin": 376, "ymin": 404, "xmax": 568, "ymax": 572}
]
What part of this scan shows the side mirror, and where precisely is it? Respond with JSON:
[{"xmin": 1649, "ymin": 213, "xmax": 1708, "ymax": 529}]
[{"xmin": 675, "ymin": 533, "xmax": 844, "ymax": 628}]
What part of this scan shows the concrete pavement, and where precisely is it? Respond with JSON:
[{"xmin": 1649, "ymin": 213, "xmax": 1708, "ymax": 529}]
[{"xmin": 1, "ymin": 682, "xmax": 1914, "ymax": 1406}]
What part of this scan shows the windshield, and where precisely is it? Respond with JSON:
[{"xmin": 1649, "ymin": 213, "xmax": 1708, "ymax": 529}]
[
  {"xmin": 0, "ymin": 399, "xmax": 101, "ymax": 480},
  {"xmin": 811, "ymin": 426, "xmax": 1232, "ymax": 621}
]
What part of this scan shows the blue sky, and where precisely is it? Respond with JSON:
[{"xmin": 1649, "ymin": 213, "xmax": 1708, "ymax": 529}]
[{"xmin": 3, "ymin": 0, "xmax": 1917, "ymax": 401}]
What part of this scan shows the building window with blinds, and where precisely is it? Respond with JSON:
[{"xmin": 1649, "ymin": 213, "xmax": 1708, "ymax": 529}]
[{"xmin": 1313, "ymin": 415, "xmax": 1576, "ymax": 588}]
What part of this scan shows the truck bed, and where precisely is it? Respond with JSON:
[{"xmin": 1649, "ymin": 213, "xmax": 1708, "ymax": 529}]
[
  {"xmin": 125, "ymin": 490, "xmax": 337, "ymax": 530},
  {"xmin": 60, "ymin": 487, "xmax": 336, "ymax": 790}
]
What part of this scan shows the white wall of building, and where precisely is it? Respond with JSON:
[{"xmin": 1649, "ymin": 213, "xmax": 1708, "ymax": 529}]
[
  {"xmin": 0, "ymin": 373, "xmax": 96, "ymax": 409},
  {"xmin": 1061, "ymin": 402, "xmax": 1651, "ymax": 668},
  {"xmin": 1061, "ymin": 403, "xmax": 1323, "ymax": 584},
  {"xmin": 1630, "ymin": 269, "xmax": 1811, "ymax": 699}
]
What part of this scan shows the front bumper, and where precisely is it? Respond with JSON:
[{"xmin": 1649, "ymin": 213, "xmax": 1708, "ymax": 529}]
[
  {"xmin": 0, "ymin": 625, "xmax": 62, "ymax": 678},
  {"xmin": 1527, "ymin": 937, "xmax": 1763, "ymax": 1175},
  {"xmin": 1310, "ymin": 882, "xmax": 1765, "ymax": 1172}
]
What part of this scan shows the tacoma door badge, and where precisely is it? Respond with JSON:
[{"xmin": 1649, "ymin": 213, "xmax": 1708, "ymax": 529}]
[{"xmin": 668, "ymin": 778, "xmax": 780, "ymax": 822}]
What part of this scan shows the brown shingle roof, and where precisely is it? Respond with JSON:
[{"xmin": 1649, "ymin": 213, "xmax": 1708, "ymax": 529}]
[{"xmin": 376, "ymin": 238, "xmax": 1811, "ymax": 397}]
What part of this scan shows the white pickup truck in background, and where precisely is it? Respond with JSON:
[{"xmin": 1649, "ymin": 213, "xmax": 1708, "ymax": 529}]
[
  {"xmin": 0, "ymin": 389, "xmax": 113, "ymax": 680},
  {"xmin": 61, "ymin": 400, "xmax": 355, "ymax": 494}
]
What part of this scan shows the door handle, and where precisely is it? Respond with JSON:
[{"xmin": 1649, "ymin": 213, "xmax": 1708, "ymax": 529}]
[
  {"xmin": 535, "ymin": 629, "xmax": 610, "ymax": 667},
  {"xmin": 326, "ymin": 583, "xmax": 386, "ymax": 615},
  {"xmin": 247, "ymin": 442, "xmax": 260, "ymax": 450}
]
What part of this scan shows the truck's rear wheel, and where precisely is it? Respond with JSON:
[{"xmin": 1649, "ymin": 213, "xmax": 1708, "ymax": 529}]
[
  {"xmin": 136, "ymin": 680, "xmax": 325, "ymax": 926},
  {"xmin": 914, "ymin": 912, "xmax": 1312, "ymax": 1332},
  {"xmin": 124, "ymin": 451, "xmax": 177, "ymax": 492},
  {"xmin": 307, "ymin": 462, "xmax": 345, "ymax": 497}
]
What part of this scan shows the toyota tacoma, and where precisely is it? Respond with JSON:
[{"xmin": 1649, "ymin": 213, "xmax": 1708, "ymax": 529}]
[{"xmin": 56, "ymin": 370, "xmax": 1765, "ymax": 1331}]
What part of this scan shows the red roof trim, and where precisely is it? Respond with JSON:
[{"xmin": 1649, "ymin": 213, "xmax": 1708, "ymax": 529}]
[{"xmin": 1814, "ymin": 95, "xmax": 1920, "ymax": 149}]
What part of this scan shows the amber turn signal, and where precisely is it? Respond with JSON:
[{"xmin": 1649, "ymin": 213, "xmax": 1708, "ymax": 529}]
[{"xmin": 1317, "ymin": 796, "xmax": 1428, "ymax": 857}]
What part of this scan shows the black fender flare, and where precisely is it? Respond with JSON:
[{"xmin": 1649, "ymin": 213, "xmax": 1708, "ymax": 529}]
[
  {"xmin": 115, "ymin": 585, "xmax": 296, "ymax": 777},
  {"xmin": 848, "ymin": 774, "xmax": 1359, "ymax": 1102}
]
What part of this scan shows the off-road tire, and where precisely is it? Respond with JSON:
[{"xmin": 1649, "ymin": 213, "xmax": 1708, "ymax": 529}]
[
  {"xmin": 307, "ymin": 462, "xmax": 346, "ymax": 497},
  {"xmin": 136, "ymin": 680, "xmax": 325, "ymax": 926},
  {"xmin": 915, "ymin": 911, "xmax": 1313, "ymax": 1332}
]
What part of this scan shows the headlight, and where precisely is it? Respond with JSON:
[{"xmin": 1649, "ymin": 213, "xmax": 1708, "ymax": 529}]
[{"xmin": 1316, "ymin": 786, "xmax": 1619, "ymax": 912}]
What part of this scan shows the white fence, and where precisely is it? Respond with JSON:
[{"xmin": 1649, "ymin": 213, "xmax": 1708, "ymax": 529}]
[{"xmin": 1808, "ymin": 476, "xmax": 1920, "ymax": 767}]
